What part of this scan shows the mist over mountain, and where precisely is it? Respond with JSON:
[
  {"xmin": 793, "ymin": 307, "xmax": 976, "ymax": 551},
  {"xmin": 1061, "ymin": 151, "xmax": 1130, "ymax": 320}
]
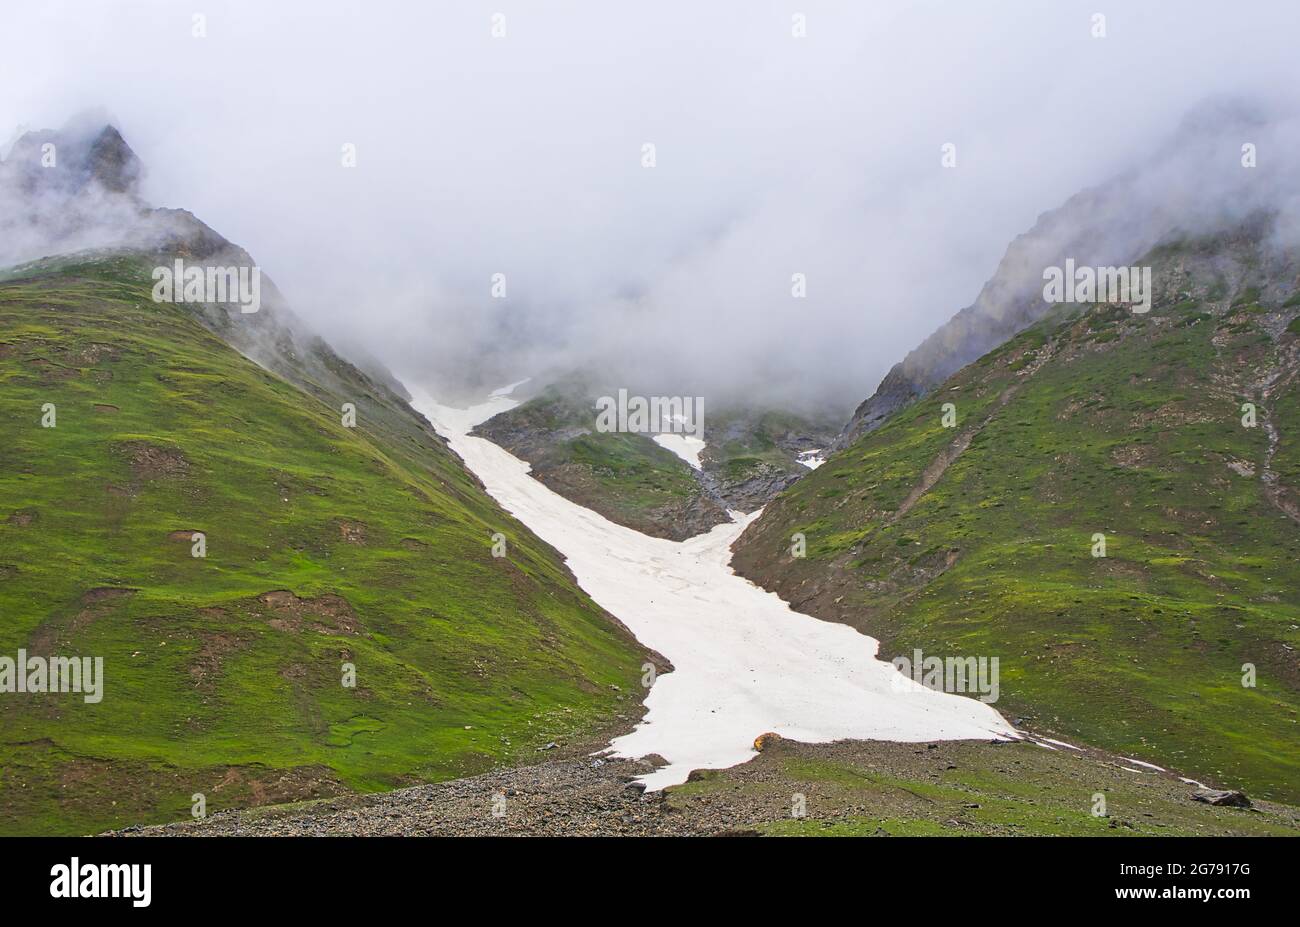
[
  {"xmin": 4, "ymin": 1, "xmax": 1300, "ymax": 416},
  {"xmin": 835, "ymin": 99, "xmax": 1300, "ymax": 446}
]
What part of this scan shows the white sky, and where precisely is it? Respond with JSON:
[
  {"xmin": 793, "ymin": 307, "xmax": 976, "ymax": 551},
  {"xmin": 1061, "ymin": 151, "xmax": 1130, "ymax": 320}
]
[{"xmin": 3, "ymin": 0, "xmax": 1299, "ymax": 409}]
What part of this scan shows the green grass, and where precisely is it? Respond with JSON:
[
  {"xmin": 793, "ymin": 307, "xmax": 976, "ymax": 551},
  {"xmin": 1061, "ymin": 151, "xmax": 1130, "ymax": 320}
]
[
  {"xmin": 752, "ymin": 751, "xmax": 1298, "ymax": 836},
  {"xmin": 662, "ymin": 741, "xmax": 1298, "ymax": 836},
  {"xmin": 0, "ymin": 255, "xmax": 650, "ymax": 834},
  {"xmin": 472, "ymin": 381, "xmax": 706, "ymax": 537},
  {"xmin": 735, "ymin": 260, "xmax": 1300, "ymax": 804}
]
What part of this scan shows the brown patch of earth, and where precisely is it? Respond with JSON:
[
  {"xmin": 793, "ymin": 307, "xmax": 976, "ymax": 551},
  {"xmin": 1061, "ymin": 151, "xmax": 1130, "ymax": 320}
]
[
  {"xmin": 1110, "ymin": 444, "xmax": 1157, "ymax": 469},
  {"xmin": 188, "ymin": 630, "xmax": 248, "ymax": 692},
  {"xmin": 1128, "ymin": 403, "xmax": 1214, "ymax": 429},
  {"xmin": 69, "ymin": 343, "xmax": 121, "ymax": 366},
  {"xmin": 256, "ymin": 590, "xmax": 364, "ymax": 636},
  {"xmin": 337, "ymin": 520, "xmax": 367, "ymax": 543},
  {"xmin": 119, "ymin": 441, "xmax": 189, "ymax": 479}
]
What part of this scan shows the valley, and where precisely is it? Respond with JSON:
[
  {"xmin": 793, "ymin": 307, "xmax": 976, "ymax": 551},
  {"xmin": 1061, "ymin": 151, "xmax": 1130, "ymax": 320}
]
[{"xmin": 2, "ymin": 111, "xmax": 1297, "ymax": 840}]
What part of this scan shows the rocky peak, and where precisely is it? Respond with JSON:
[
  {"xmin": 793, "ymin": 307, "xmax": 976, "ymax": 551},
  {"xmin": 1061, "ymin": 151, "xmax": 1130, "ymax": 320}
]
[{"xmin": 0, "ymin": 122, "xmax": 143, "ymax": 198}]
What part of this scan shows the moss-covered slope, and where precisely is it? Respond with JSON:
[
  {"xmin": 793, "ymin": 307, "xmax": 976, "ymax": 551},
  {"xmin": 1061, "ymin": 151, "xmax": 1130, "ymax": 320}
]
[{"xmin": 0, "ymin": 255, "xmax": 652, "ymax": 835}]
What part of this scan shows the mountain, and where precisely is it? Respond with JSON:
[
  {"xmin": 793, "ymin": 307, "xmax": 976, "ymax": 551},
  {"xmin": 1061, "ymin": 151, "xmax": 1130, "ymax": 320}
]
[
  {"xmin": 733, "ymin": 216, "xmax": 1300, "ymax": 803},
  {"xmin": 0, "ymin": 125, "xmax": 657, "ymax": 835},
  {"xmin": 472, "ymin": 378, "xmax": 840, "ymax": 540},
  {"xmin": 834, "ymin": 99, "xmax": 1291, "ymax": 452}
]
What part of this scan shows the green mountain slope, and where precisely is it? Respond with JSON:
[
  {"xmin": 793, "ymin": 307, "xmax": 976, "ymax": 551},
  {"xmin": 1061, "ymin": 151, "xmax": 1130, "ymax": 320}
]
[
  {"xmin": 474, "ymin": 380, "xmax": 840, "ymax": 539},
  {"xmin": 0, "ymin": 255, "xmax": 653, "ymax": 835},
  {"xmin": 733, "ymin": 224, "xmax": 1300, "ymax": 803},
  {"xmin": 473, "ymin": 379, "xmax": 723, "ymax": 540}
]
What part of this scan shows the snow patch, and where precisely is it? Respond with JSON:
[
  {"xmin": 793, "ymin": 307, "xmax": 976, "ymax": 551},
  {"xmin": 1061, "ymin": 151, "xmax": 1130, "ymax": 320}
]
[
  {"xmin": 797, "ymin": 449, "xmax": 826, "ymax": 470},
  {"xmin": 652, "ymin": 433, "xmax": 706, "ymax": 470},
  {"xmin": 1120, "ymin": 757, "xmax": 1166, "ymax": 772},
  {"xmin": 1038, "ymin": 737, "xmax": 1083, "ymax": 751}
]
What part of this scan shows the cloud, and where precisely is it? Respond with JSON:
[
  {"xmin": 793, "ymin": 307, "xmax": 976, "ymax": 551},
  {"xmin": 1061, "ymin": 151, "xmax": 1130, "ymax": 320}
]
[{"xmin": 2, "ymin": 0, "xmax": 1299, "ymax": 412}]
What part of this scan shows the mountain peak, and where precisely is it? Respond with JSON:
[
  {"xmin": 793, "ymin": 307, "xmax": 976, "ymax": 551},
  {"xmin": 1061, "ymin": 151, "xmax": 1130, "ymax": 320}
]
[
  {"xmin": 0, "ymin": 119, "xmax": 142, "ymax": 197},
  {"xmin": 81, "ymin": 123, "xmax": 142, "ymax": 194}
]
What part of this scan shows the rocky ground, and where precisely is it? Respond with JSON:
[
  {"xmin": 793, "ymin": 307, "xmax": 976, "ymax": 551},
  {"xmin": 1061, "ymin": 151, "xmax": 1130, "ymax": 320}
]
[{"xmin": 108, "ymin": 734, "xmax": 1300, "ymax": 837}]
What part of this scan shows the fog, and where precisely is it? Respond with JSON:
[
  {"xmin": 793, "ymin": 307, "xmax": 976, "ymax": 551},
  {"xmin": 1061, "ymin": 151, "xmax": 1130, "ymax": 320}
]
[{"xmin": 3, "ymin": 0, "xmax": 1300, "ymax": 413}]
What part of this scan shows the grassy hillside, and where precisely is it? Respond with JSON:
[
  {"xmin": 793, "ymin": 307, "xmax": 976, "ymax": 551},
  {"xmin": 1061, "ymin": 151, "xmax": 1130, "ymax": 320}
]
[
  {"xmin": 734, "ymin": 233, "xmax": 1300, "ymax": 803},
  {"xmin": 473, "ymin": 381, "xmax": 719, "ymax": 540},
  {"xmin": 0, "ymin": 254, "xmax": 652, "ymax": 835},
  {"xmin": 676, "ymin": 739, "xmax": 1300, "ymax": 837}
]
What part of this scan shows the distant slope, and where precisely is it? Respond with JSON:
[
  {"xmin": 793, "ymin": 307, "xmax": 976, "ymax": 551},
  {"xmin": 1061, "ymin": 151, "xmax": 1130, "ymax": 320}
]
[
  {"xmin": 734, "ymin": 222, "xmax": 1300, "ymax": 803},
  {"xmin": 0, "ymin": 255, "xmax": 654, "ymax": 835},
  {"xmin": 472, "ymin": 380, "xmax": 725, "ymax": 540},
  {"xmin": 473, "ymin": 381, "xmax": 839, "ymax": 539}
]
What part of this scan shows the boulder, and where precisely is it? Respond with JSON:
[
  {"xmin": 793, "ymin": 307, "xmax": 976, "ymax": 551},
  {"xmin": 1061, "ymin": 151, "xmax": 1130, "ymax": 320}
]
[
  {"xmin": 753, "ymin": 732, "xmax": 783, "ymax": 752},
  {"xmin": 1191, "ymin": 788, "xmax": 1251, "ymax": 808}
]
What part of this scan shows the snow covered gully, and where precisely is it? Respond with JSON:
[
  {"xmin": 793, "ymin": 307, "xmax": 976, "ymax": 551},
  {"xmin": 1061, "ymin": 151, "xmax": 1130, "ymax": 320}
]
[{"xmin": 409, "ymin": 383, "xmax": 1014, "ymax": 790}]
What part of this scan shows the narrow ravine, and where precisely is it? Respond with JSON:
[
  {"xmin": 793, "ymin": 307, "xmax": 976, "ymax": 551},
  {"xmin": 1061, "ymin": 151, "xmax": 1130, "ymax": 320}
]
[{"xmin": 408, "ymin": 382, "xmax": 1015, "ymax": 789}]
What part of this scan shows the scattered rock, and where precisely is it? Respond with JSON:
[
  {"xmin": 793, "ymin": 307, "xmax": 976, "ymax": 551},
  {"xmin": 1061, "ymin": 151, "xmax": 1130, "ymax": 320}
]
[
  {"xmin": 1225, "ymin": 458, "xmax": 1256, "ymax": 477},
  {"xmin": 1191, "ymin": 788, "xmax": 1251, "ymax": 808}
]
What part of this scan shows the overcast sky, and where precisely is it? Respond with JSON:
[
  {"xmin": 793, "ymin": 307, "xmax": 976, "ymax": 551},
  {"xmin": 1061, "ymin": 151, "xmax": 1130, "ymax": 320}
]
[{"xmin": 3, "ymin": 0, "xmax": 1300, "ymax": 411}]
